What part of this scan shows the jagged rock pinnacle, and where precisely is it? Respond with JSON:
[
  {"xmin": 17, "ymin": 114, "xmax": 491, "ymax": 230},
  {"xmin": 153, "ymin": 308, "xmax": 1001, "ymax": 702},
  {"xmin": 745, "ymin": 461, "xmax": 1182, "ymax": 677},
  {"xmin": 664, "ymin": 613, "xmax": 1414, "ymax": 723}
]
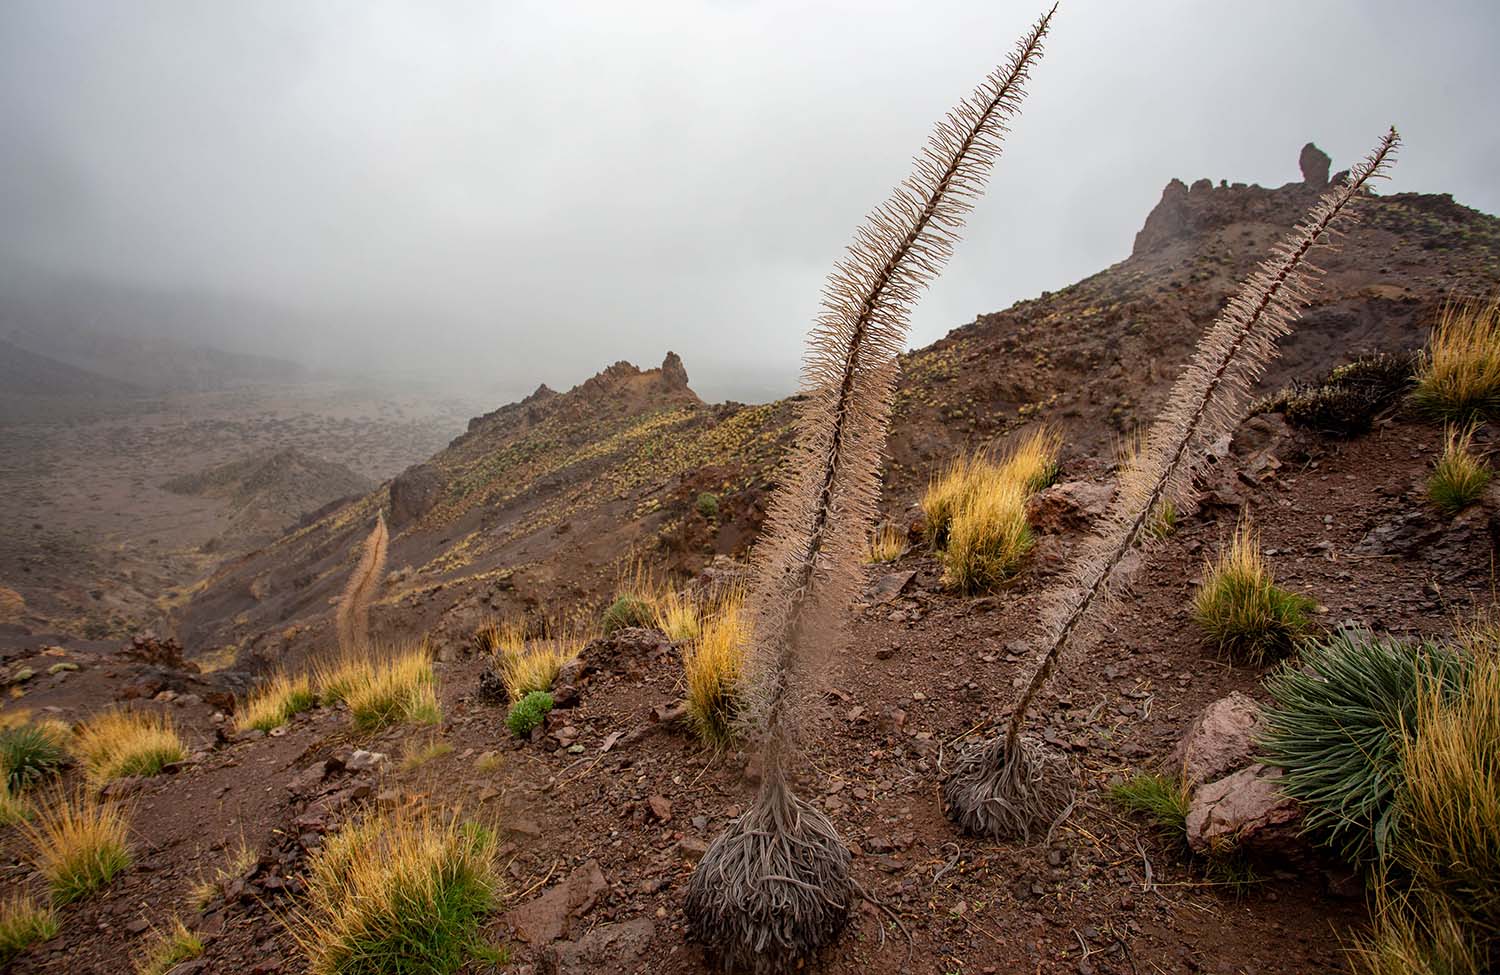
[{"xmin": 1299, "ymin": 142, "xmax": 1331, "ymax": 189}]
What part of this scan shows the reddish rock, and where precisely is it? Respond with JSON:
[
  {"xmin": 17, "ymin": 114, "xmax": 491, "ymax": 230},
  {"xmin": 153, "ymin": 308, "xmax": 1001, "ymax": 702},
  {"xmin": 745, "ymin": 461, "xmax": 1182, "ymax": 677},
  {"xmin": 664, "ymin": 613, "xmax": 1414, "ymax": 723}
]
[
  {"xmin": 645, "ymin": 795, "xmax": 672, "ymax": 823},
  {"xmin": 1186, "ymin": 764, "xmax": 1301, "ymax": 855},
  {"xmin": 507, "ymin": 860, "xmax": 609, "ymax": 945},
  {"xmin": 541, "ymin": 918, "xmax": 655, "ymax": 974},
  {"xmin": 1170, "ymin": 691, "xmax": 1263, "ymax": 786},
  {"xmin": 1026, "ymin": 480, "xmax": 1114, "ymax": 534}
]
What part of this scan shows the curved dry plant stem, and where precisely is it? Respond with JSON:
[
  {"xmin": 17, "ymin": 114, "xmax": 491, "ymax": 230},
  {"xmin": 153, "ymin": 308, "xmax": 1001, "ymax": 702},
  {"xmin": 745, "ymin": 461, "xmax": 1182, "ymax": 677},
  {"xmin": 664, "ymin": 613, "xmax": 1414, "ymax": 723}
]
[
  {"xmin": 335, "ymin": 513, "xmax": 388, "ymax": 654},
  {"xmin": 687, "ymin": 7, "xmax": 1056, "ymax": 970},
  {"xmin": 945, "ymin": 128, "xmax": 1401, "ymax": 840}
]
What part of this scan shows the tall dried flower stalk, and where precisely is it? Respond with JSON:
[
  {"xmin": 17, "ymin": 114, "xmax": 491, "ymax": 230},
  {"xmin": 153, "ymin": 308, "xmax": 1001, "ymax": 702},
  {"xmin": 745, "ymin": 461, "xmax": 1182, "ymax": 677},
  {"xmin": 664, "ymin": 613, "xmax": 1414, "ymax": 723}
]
[
  {"xmin": 943, "ymin": 128, "xmax": 1401, "ymax": 840},
  {"xmin": 684, "ymin": 8, "xmax": 1056, "ymax": 971},
  {"xmin": 335, "ymin": 513, "xmax": 388, "ymax": 654}
]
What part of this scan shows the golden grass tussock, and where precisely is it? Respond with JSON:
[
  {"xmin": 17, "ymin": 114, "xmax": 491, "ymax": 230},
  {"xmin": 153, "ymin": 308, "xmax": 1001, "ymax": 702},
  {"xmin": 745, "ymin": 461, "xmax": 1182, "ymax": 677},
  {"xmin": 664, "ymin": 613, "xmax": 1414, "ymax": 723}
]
[
  {"xmin": 22, "ymin": 790, "xmax": 132, "ymax": 904},
  {"xmin": 236, "ymin": 672, "xmax": 317, "ymax": 733},
  {"xmin": 1191, "ymin": 522, "xmax": 1315, "ymax": 664},
  {"xmin": 191, "ymin": 836, "xmax": 258, "ymax": 909},
  {"xmin": 344, "ymin": 647, "xmax": 441, "ymax": 732},
  {"xmin": 71, "ymin": 709, "xmax": 186, "ymax": 783},
  {"xmin": 0, "ymin": 780, "xmax": 27, "ymax": 825},
  {"xmin": 653, "ymin": 588, "xmax": 702, "ymax": 643},
  {"xmin": 942, "ymin": 473, "xmax": 1034, "ymax": 593},
  {"xmin": 922, "ymin": 452, "xmax": 984, "ymax": 548},
  {"xmin": 864, "ymin": 522, "xmax": 907, "ymax": 564},
  {"xmin": 0, "ymin": 894, "xmax": 58, "ymax": 966},
  {"xmin": 293, "ymin": 807, "xmax": 500, "ymax": 975},
  {"xmin": 1427, "ymin": 425, "xmax": 1492, "ymax": 515},
  {"xmin": 1413, "ymin": 296, "xmax": 1500, "ymax": 421},
  {"xmin": 498, "ymin": 634, "xmax": 583, "ymax": 703},
  {"xmin": 471, "ymin": 617, "xmax": 526, "ymax": 657},
  {"xmin": 1399, "ymin": 649, "xmax": 1500, "ymax": 941},
  {"xmin": 1350, "ymin": 883, "xmax": 1486, "ymax": 975},
  {"xmin": 133, "ymin": 917, "xmax": 203, "ymax": 975},
  {"xmin": 683, "ymin": 589, "xmax": 749, "ymax": 748},
  {"xmin": 998, "ymin": 426, "xmax": 1062, "ymax": 492}
]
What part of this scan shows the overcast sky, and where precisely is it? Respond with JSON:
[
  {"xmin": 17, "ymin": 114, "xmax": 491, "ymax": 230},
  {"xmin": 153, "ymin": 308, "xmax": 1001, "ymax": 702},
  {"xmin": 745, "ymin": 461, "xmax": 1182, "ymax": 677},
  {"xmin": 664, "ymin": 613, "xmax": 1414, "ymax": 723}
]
[{"xmin": 2, "ymin": 0, "xmax": 1497, "ymax": 403}]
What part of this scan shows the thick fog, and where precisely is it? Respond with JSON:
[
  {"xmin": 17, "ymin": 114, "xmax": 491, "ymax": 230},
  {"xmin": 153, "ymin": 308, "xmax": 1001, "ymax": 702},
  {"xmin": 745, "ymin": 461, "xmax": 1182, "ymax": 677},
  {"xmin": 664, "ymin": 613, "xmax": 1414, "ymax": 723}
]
[{"xmin": 2, "ymin": 1, "xmax": 1496, "ymax": 404}]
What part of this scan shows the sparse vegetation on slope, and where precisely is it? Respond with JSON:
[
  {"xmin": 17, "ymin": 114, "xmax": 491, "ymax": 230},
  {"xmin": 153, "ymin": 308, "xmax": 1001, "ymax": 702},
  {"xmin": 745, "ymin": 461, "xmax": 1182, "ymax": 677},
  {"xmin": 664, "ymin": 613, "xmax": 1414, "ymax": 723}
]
[
  {"xmin": 0, "ymin": 895, "xmax": 58, "ymax": 966},
  {"xmin": 339, "ymin": 646, "xmax": 441, "ymax": 732},
  {"xmin": 133, "ymin": 917, "xmax": 204, "ymax": 975},
  {"xmin": 1413, "ymin": 296, "xmax": 1500, "ymax": 421},
  {"xmin": 942, "ymin": 474, "xmax": 1034, "ymax": 593},
  {"xmin": 23, "ymin": 790, "xmax": 132, "ymax": 904},
  {"xmin": 1427, "ymin": 424, "xmax": 1491, "ymax": 514},
  {"xmin": 1253, "ymin": 352, "xmax": 1417, "ymax": 434},
  {"xmin": 72, "ymin": 709, "xmax": 186, "ymax": 782},
  {"xmin": 1192, "ymin": 523, "xmax": 1316, "ymax": 664},
  {"xmin": 864, "ymin": 523, "xmax": 906, "ymax": 564},
  {"xmin": 294, "ymin": 808, "xmax": 500, "ymax": 975},
  {"xmin": 236, "ymin": 673, "xmax": 317, "ymax": 733},
  {"xmin": 498, "ymin": 634, "xmax": 580, "ymax": 702},
  {"xmin": 1109, "ymin": 772, "xmax": 1190, "ymax": 838}
]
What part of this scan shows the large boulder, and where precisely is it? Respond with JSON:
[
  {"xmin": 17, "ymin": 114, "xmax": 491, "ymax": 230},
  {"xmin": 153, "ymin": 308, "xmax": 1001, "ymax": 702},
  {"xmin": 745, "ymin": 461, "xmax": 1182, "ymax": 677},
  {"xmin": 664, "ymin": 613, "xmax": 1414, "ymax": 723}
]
[
  {"xmin": 1025, "ymin": 480, "xmax": 1114, "ymax": 534},
  {"xmin": 506, "ymin": 860, "xmax": 609, "ymax": 945},
  {"xmin": 1170, "ymin": 691, "xmax": 1263, "ymax": 787},
  {"xmin": 1186, "ymin": 764, "xmax": 1301, "ymax": 856}
]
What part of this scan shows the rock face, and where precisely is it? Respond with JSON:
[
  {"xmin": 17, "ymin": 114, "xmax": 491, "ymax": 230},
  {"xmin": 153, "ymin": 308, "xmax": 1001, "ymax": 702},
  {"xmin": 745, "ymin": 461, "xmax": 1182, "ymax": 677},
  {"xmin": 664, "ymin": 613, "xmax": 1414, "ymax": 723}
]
[
  {"xmin": 1299, "ymin": 142, "xmax": 1331, "ymax": 189},
  {"xmin": 541, "ymin": 919, "xmax": 655, "ymax": 974},
  {"xmin": 1170, "ymin": 692, "xmax": 1263, "ymax": 787},
  {"xmin": 1186, "ymin": 764, "xmax": 1301, "ymax": 855},
  {"xmin": 388, "ymin": 462, "xmax": 444, "ymax": 529},
  {"xmin": 506, "ymin": 859, "xmax": 609, "ymax": 945}
]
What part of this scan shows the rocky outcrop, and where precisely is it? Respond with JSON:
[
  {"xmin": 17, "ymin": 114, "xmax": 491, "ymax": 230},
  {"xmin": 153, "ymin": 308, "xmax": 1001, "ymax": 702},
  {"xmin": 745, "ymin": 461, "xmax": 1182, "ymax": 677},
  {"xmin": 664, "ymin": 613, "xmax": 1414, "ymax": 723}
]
[
  {"xmin": 388, "ymin": 462, "xmax": 444, "ymax": 529},
  {"xmin": 1299, "ymin": 142, "xmax": 1331, "ymax": 189}
]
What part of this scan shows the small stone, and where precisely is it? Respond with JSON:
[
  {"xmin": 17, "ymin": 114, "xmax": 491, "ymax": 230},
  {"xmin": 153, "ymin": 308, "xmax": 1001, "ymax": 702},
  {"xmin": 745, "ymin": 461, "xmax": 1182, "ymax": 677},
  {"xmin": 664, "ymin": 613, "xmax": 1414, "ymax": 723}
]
[{"xmin": 646, "ymin": 795, "xmax": 672, "ymax": 823}]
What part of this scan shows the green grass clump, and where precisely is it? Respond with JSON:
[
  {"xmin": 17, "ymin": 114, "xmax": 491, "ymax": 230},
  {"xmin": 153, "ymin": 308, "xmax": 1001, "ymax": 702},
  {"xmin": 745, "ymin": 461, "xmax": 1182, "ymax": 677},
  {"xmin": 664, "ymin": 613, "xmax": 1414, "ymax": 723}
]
[
  {"xmin": 1192, "ymin": 524, "xmax": 1315, "ymax": 664},
  {"xmin": 1109, "ymin": 773, "xmax": 1190, "ymax": 837},
  {"xmin": 23, "ymin": 791, "xmax": 133, "ymax": 904},
  {"xmin": 1260, "ymin": 630, "xmax": 1466, "ymax": 870},
  {"xmin": 1427, "ymin": 425, "xmax": 1491, "ymax": 515},
  {"xmin": 0, "ymin": 895, "xmax": 58, "ymax": 966},
  {"xmin": 696, "ymin": 491, "xmax": 720, "ymax": 519},
  {"xmin": 133, "ymin": 917, "xmax": 204, "ymax": 975},
  {"xmin": 295, "ymin": 808, "xmax": 500, "ymax": 975},
  {"xmin": 506, "ymin": 692, "xmax": 553, "ymax": 738},
  {"xmin": 601, "ymin": 595, "xmax": 654, "ymax": 634},
  {"xmin": 1, "ymin": 723, "xmax": 70, "ymax": 790}
]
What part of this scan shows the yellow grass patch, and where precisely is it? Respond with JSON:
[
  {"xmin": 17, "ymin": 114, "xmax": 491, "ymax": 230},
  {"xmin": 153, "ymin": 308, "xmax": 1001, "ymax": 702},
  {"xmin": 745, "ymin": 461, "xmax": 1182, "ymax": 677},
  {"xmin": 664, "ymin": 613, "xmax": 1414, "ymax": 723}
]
[
  {"xmin": 22, "ymin": 790, "xmax": 132, "ymax": 904},
  {"xmin": 1191, "ymin": 523, "xmax": 1315, "ymax": 664},
  {"xmin": 942, "ymin": 475, "xmax": 1033, "ymax": 593},
  {"xmin": 865, "ymin": 522, "xmax": 907, "ymax": 564},
  {"xmin": 72, "ymin": 709, "xmax": 186, "ymax": 782},
  {"xmin": 0, "ymin": 894, "xmax": 58, "ymax": 965},
  {"xmin": 133, "ymin": 917, "xmax": 203, "ymax": 975},
  {"xmin": 236, "ymin": 673, "xmax": 316, "ymax": 733},
  {"xmin": 683, "ymin": 590, "xmax": 749, "ymax": 748},
  {"xmin": 1413, "ymin": 296, "xmax": 1500, "ymax": 421}
]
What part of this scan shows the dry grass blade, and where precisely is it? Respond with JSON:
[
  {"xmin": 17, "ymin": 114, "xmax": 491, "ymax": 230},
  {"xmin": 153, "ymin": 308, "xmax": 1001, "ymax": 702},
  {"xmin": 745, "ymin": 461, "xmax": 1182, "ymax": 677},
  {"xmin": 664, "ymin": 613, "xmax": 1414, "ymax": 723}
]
[
  {"xmin": 335, "ymin": 513, "xmax": 389, "ymax": 654},
  {"xmin": 946, "ymin": 127, "xmax": 1402, "ymax": 840}
]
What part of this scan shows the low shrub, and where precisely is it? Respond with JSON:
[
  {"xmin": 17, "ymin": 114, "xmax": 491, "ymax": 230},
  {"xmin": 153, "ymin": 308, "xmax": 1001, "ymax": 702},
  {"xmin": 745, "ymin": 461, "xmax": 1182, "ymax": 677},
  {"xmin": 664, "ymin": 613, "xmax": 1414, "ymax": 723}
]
[
  {"xmin": 1412, "ymin": 297, "xmax": 1500, "ymax": 421},
  {"xmin": 506, "ymin": 691, "xmax": 554, "ymax": 738},
  {"xmin": 294, "ymin": 808, "xmax": 500, "ymax": 975},
  {"xmin": 1109, "ymin": 773, "xmax": 1190, "ymax": 838},
  {"xmin": 1, "ymin": 721, "xmax": 70, "ymax": 790},
  {"xmin": 0, "ymin": 895, "xmax": 57, "ymax": 966},
  {"xmin": 1192, "ymin": 524, "xmax": 1315, "ymax": 664},
  {"xmin": 1260, "ymin": 630, "xmax": 1466, "ymax": 870},
  {"xmin": 133, "ymin": 917, "xmax": 203, "ymax": 975},
  {"xmin": 601, "ymin": 595, "xmax": 654, "ymax": 635},
  {"xmin": 683, "ymin": 592, "xmax": 748, "ymax": 748},
  {"xmin": 236, "ymin": 673, "xmax": 317, "ymax": 733},
  {"xmin": 1253, "ymin": 352, "xmax": 1418, "ymax": 435},
  {"xmin": 23, "ymin": 790, "xmax": 132, "ymax": 904},
  {"xmin": 1427, "ymin": 425, "xmax": 1491, "ymax": 515},
  {"xmin": 941, "ymin": 476, "xmax": 1033, "ymax": 593},
  {"xmin": 696, "ymin": 491, "xmax": 720, "ymax": 519},
  {"xmin": 71, "ymin": 709, "xmax": 186, "ymax": 782}
]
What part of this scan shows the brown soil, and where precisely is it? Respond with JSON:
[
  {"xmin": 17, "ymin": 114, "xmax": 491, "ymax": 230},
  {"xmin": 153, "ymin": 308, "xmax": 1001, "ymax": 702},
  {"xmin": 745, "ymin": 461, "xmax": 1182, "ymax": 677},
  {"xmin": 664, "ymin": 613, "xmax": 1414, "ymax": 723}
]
[{"xmin": 3, "ymin": 410, "xmax": 1494, "ymax": 975}]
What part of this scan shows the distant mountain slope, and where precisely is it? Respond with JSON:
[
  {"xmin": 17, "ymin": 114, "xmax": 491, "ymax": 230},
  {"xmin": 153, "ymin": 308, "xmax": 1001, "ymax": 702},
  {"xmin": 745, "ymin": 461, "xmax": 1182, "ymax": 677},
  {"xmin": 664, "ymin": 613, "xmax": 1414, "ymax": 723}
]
[
  {"xmin": 0, "ymin": 272, "xmax": 310, "ymax": 391},
  {"xmin": 164, "ymin": 447, "xmax": 375, "ymax": 552},
  {"xmin": 0, "ymin": 338, "xmax": 144, "ymax": 398},
  {"xmin": 178, "ymin": 144, "xmax": 1500, "ymax": 665}
]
